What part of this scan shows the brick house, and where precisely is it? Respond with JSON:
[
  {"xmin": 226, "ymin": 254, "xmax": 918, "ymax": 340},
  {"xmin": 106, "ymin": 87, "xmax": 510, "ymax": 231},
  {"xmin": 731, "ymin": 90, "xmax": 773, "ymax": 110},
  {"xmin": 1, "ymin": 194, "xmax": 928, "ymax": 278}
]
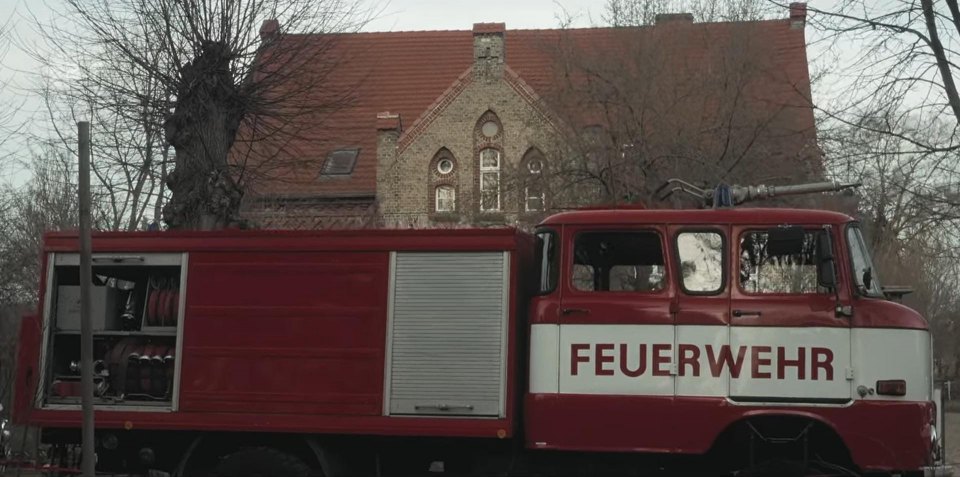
[{"xmin": 241, "ymin": 3, "xmax": 819, "ymax": 229}]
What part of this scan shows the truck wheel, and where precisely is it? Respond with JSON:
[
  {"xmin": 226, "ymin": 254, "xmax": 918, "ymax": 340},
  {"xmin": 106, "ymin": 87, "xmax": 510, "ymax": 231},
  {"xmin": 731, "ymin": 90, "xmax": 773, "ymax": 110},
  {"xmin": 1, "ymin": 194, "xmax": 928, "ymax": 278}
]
[
  {"xmin": 215, "ymin": 447, "xmax": 314, "ymax": 477},
  {"xmin": 738, "ymin": 459, "xmax": 807, "ymax": 477}
]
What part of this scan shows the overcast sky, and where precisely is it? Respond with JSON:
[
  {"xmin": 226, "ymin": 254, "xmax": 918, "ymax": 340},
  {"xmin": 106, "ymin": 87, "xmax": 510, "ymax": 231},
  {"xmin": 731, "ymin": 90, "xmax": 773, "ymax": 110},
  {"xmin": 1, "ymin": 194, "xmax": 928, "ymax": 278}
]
[{"xmin": 365, "ymin": 0, "xmax": 602, "ymax": 30}]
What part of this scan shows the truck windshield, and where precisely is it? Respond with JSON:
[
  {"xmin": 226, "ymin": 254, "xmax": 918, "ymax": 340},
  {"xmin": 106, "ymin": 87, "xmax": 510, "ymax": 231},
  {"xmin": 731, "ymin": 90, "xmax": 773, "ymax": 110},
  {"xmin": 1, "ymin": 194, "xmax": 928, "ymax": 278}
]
[{"xmin": 847, "ymin": 225, "xmax": 883, "ymax": 297}]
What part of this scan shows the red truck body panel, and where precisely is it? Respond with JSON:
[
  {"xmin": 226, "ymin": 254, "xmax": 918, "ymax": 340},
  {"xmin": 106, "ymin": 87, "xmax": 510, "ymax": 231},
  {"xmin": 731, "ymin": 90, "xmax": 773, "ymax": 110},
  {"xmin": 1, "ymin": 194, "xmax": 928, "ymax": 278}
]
[{"xmin": 17, "ymin": 228, "xmax": 529, "ymax": 439}]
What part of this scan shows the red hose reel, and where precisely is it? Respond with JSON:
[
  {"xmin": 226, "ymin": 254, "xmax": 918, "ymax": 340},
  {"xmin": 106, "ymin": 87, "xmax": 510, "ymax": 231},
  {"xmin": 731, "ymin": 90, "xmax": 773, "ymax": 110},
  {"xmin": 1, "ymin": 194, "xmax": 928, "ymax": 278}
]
[{"xmin": 144, "ymin": 278, "xmax": 179, "ymax": 327}]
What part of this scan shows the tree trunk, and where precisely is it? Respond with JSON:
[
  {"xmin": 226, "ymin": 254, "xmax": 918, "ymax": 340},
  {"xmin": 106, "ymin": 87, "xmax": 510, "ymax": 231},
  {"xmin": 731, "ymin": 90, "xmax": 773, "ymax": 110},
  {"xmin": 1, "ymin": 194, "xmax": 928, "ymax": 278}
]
[
  {"xmin": 922, "ymin": 0, "xmax": 960, "ymax": 126},
  {"xmin": 162, "ymin": 42, "xmax": 244, "ymax": 230}
]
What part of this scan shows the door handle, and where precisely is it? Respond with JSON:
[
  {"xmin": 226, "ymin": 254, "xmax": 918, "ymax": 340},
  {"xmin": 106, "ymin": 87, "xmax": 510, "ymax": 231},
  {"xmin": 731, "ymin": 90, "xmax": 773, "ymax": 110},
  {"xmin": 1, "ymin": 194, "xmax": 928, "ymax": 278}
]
[
  {"xmin": 732, "ymin": 309, "xmax": 761, "ymax": 318},
  {"xmin": 562, "ymin": 308, "xmax": 591, "ymax": 316},
  {"xmin": 414, "ymin": 403, "xmax": 475, "ymax": 412}
]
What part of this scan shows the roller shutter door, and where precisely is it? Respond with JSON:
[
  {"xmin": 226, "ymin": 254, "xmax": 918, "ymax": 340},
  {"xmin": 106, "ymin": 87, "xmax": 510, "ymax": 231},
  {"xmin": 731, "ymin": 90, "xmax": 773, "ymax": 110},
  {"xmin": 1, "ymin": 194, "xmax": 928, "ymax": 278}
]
[{"xmin": 387, "ymin": 252, "xmax": 508, "ymax": 416}]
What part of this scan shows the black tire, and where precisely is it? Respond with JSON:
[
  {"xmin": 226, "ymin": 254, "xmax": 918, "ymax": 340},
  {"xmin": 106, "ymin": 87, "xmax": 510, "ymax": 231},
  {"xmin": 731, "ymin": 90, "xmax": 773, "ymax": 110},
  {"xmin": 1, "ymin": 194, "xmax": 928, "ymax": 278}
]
[
  {"xmin": 215, "ymin": 446, "xmax": 314, "ymax": 477},
  {"xmin": 737, "ymin": 459, "xmax": 808, "ymax": 477}
]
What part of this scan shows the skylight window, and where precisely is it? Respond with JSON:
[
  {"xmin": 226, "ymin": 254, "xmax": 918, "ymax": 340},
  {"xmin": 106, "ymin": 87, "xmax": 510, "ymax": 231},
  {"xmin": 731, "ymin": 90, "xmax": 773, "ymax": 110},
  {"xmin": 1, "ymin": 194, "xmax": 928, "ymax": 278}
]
[{"xmin": 321, "ymin": 148, "xmax": 360, "ymax": 176}]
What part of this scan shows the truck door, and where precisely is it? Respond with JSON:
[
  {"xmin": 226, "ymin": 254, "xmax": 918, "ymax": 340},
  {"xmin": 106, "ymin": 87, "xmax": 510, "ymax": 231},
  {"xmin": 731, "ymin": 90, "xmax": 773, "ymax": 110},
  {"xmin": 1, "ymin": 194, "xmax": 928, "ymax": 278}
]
[
  {"xmin": 669, "ymin": 226, "xmax": 732, "ymax": 399},
  {"xmin": 555, "ymin": 225, "xmax": 675, "ymax": 450},
  {"xmin": 728, "ymin": 224, "xmax": 852, "ymax": 403}
]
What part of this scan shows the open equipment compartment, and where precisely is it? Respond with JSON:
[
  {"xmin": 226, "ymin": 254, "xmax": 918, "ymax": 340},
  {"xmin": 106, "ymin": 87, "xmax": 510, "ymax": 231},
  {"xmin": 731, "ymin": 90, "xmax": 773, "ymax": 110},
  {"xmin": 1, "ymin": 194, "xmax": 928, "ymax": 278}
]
[{"xmin": 41, "ymin": 253, "xmax": 184, "ymax": 409}]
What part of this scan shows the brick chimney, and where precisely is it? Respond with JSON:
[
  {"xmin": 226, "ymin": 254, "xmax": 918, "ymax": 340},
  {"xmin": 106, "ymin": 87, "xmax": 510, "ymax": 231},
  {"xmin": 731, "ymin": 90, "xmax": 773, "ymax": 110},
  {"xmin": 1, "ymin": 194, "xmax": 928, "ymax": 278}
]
[
  {"xmin": 655, "ymin": 13, "xmax": 693, "ymax": 25},
  {"xmin": 473, "ymin": 23, "xmax": 505, "ymax": 80},
  {"xmin": 376, "ymin": 111, "xmax": 402, "ymax": 222},
  {"xmin": 789, "ymin": 3, "xmax": 807, "ymax": 29},
  {"xmin": 260, "ymin": 19, "xmax": 279, "ymax": 42},
  {"xmin": 376, "ymin": 111, "xmax": 402, "ymax": 132}
]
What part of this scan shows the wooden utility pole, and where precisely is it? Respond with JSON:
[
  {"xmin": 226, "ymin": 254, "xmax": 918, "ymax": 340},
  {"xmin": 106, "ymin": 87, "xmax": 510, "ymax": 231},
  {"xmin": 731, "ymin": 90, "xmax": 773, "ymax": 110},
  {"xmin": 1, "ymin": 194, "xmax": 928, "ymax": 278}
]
[{"xmin": 77, "ymin": 121, "xmax": 95, "ymax": 477}]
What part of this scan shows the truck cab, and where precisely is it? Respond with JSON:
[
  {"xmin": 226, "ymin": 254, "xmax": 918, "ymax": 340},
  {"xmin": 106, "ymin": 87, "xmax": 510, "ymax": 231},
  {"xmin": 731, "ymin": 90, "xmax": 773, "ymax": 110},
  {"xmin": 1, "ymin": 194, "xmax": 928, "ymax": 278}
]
[{"xmin": 525, "ymin": 207, "xmax": 941, "ymax": 475}]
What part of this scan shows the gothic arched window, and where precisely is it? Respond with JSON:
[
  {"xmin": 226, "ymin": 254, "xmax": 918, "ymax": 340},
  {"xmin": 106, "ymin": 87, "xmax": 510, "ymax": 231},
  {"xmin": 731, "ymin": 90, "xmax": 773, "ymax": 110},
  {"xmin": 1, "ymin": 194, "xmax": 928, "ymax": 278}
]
[
  {"xmin": 475, "ymin": 111, "xmax": 503, "ymax": 213},
  {"xmin": 522, "ymin": 148, "xmax": 546, "ymax": 212}
]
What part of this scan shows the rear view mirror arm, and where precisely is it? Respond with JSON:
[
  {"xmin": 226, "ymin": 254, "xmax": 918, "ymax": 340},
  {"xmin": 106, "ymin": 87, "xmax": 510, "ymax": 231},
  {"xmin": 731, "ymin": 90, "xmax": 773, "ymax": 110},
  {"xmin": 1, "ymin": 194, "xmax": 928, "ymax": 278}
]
[{"xmin": 820, "ymin": 225, "xmax": 852, "ymax": 318}]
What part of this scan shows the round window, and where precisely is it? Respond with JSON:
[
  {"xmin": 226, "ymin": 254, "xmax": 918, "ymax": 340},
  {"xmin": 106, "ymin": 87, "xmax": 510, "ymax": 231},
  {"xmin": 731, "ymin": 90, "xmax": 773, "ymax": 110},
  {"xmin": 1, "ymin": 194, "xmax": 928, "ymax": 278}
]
[
  {"xmin": 481, "ymin": 120, "xmax": 500, "ymax": 138},
  {"xmin": 437, "ymin": 158, "xmax": 454, "ymax": 174},
  {"xmin": 527, "ymin": 158, "xmax": 543, "ymax": 173}
]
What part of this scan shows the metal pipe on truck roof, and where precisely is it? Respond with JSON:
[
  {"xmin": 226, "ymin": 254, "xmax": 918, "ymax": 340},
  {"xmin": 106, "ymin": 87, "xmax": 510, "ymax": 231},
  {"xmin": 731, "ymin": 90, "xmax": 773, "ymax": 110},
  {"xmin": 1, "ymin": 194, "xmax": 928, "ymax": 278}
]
[
  {"xmin": 730, "ymin": 181, "xmax": 861, "ymax": 205},
  {"xmin": 77, "ymin": 121, "xmax": 95, "ymax": 477}
]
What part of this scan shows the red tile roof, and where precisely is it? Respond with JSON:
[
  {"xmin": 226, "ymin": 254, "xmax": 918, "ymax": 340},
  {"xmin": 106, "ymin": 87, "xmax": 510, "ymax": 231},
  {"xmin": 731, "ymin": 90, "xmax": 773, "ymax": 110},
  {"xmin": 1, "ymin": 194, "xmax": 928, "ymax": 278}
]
[{"xmin": 242, "ymin": 12, "xmax": 814, "ymax": 199}]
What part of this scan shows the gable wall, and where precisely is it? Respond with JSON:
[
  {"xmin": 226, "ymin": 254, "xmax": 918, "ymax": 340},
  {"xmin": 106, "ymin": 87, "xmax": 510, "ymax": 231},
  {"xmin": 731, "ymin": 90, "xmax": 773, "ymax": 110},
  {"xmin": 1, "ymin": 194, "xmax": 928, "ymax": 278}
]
[{"xmin": 378, "ymin": 69, "xmax": 558, "ymax": 228}]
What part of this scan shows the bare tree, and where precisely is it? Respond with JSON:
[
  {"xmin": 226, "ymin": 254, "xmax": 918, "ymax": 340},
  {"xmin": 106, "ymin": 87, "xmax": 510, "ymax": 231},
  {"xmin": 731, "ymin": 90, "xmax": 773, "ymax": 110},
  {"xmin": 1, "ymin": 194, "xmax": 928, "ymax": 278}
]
[
  {"xmin": 824, "ymin": 111, "xmax": 960, "ymax": 256},
  {"xmin": 0, "ymin": 12, "xmax": 26, "ymax": 167},
  {"xmin": 27, "ymin": 71, "xmax": 170, "ymax": 231},
  {"xmin": 540, "ymin": 5, "xmax": 820, "ymax": 208},
  {"xmin": 34, "ymin": 0, "xmax": 369, "ymax": 230},
  {"xmin": 804, "ymin": 1, "xmax": 960, "ymax": 293},
  {"xmin": 0, "ymin": 148, "xmax": 89, "ymax": 305},
  {"xmin": 0, "ymin": 305, "xmax": 28, "ymax": 423},
  {"xmin": 0, "ymin": 147, "xmax": 91, "ymax": 415},
  {"xmin": 604, "ymin": 0, "xmax": 774, "ymax": 26},
  {"xmin": 809, "ymin": 1, "xmax": 960, "ymax": 154}
]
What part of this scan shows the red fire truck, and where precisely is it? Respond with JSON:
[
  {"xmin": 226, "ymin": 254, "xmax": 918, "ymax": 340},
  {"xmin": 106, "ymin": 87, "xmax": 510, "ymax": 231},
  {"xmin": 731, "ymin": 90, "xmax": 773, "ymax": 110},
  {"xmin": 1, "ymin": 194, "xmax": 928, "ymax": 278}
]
[{"xmin": 9, "ymin": 183, "xmax": 950, "ymax": 476}]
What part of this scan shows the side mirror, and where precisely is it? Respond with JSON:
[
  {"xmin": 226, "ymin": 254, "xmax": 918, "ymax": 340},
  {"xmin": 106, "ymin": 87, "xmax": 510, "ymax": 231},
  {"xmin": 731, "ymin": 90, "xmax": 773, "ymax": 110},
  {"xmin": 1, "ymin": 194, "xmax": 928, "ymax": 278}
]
[{"xmin": 816, "ymin": 229, "xmax": 837, "ymax": 289}]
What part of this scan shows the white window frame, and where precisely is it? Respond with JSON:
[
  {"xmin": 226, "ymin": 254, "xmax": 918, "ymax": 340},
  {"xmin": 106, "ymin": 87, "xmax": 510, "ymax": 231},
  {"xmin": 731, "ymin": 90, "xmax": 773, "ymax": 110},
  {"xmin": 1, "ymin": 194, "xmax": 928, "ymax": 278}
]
[
  {"xmin": 479, "ymin": 148, "xmax": 501, "ymax": 212},
  {"xmin": 527, "ymin": 158, "xmax": 543, "ymax": 174},
  {"xmin": 435, "ymin": 185, "xmax": 456, "ymax": 213},
  {"xmin": 525, "ymin": 185, "xmax": 545, "ymax": 212},
  {"xmin": 437, "ymin": 158, "xmax": 454, "ymax": 175},
  {"xmin": 524, "ymin": 157, "xmax": 544, "ymax": 212}
]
